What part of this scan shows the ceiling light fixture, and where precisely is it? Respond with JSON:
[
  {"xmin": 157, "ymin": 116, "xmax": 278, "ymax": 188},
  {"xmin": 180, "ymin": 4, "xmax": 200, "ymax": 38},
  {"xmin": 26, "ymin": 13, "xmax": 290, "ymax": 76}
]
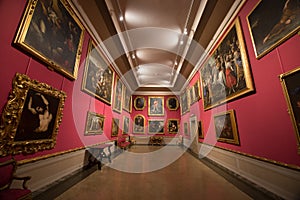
[{"xmin": 119, "ymin": 15, "xmax": 124, "ymax": 21}]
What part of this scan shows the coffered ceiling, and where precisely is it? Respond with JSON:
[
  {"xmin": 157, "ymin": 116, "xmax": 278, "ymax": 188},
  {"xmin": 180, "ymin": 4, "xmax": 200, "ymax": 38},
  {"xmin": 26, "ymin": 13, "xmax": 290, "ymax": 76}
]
[{"xmin": 72, "ymin": 0, "xmax": 245, "ymax": 95}]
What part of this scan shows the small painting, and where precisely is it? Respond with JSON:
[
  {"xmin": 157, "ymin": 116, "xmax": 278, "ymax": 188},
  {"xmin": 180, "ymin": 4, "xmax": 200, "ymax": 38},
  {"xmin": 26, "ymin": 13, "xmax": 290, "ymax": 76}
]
[
  {"xmin": 123, "ymin": 86, "xmax": 132, "ymax": 113},
  {"xmin": 122, "ymin": 116, "xmax": 130, "ymax": 134},
  {"xmin": 113, "ymin": 76, "xmax": 123, "ymax": 113},
  {"xmin": 134, "ymin": 96, "xmax": 146, "ymax": 110},
  {"xmin": 180, "ymin": 89, "xmax": 190, "ymax": 115},
  {"xmin": 84, "ymin": 111, "xmax": 105, "ymax": 135},
  {"xmin": 111, "ymin": 118, "xmax": 119, "ymax": 137},
  {"xmin": 133, "ymin": 114, "xmax": 145, "ymax": 134},
  {"xmin": 168, "ymin": 119, "xmax": 179, "ymax": 134}
]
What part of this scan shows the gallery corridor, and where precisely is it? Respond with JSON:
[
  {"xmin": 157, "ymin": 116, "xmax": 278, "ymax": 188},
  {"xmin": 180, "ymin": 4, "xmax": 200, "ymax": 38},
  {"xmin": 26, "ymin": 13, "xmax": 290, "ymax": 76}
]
[{"xmin": 33, "ymin": 146, "xmax": 278, "ymax": 200}]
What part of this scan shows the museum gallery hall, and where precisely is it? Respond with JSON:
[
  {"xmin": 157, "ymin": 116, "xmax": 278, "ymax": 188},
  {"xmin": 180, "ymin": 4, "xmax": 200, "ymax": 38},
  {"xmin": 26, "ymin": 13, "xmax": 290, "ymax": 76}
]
[{"xmin": 0, "ymin": 0, "xmax": 300, "ymax": 200}]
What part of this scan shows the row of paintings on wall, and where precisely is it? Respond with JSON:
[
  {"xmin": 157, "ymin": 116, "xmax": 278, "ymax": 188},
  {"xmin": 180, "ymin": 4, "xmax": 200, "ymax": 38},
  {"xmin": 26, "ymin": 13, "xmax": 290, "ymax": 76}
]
[{"xmin": 133, "ymin": 96, "xmax": 179, "ymax": 115}]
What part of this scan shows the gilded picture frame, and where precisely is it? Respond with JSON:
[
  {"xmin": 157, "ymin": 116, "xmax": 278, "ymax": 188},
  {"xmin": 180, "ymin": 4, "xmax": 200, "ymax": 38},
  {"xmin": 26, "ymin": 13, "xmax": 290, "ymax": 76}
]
[
  {"xmin": 166, "ymin": 97, "xmax": 179, "ymax": 111},
  {"xmin": 180, "ymin": 89, "xmax": 190, "ymax": 115},
  {"xmin": 133, "ymin": 114, "xmax": 145, "ymax": 134},
  {"xmin": 148, "ymin": 120, "xmax": 164, "ymax": 134},
  {"xmin": 148, "ymin": 96, "xmax": 164, "ymax": 116},
  {"xmin": 111, "ymin": 118, "xmax": 119, "ymax": 137},
  {"xmin": 113, "ymin": 76, "xmax": 123, "ymax": 113},
  {"xmin": 134, "ymin": 96, "xmax": 146, "ymax": 110},
  {"xmin": 82, "ymin": 40, "xmax": 115, "ymax": 105},
  {"xmin": 122, "ymin": 116, "xmax": 130, "ymax": 135},
  {"xmin": 279, "ymin": 66, "xmax": 300, "ymax": 153},
  {"xmin": 84, "ymin": 111, "xmax": 104, "ymax": 135},
  {"xmin": 192, "ymin": 80, "xmax": 201, "ymax": 103},
  {"xmin": 0, "ymin": 73, "xmax": 66, "ymax": 156},
  {"xmin": 247, "ymin": 0, "xmax": 300, "ymax": 59},
  {"xmin": 214, "ymin": 110, "xmax": 240, "ymax": 145},
  {"xmin": 122, "ymin": 86, "xmax": 132, "ymax": 113},
  {"xmin": 200, "ymin": 18, "xmax": 254, "ymax": 110},
  {"xmin": 13, "ymin": 0, "xmax": 84, "ymax": 80},
  {"xmin": 168, "ymin": 119, "xmax": 179, "ymax": 134}
]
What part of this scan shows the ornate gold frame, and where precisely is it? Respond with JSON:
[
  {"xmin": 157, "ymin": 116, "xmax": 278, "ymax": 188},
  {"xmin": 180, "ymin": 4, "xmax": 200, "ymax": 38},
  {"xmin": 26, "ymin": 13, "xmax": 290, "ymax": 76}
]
[
  {"xmin": 168, "ymin": 119, "xmax": 179, "ymax": 134},
  {"xmin": 84, "ymin": 111, "xmax": 105, "ymax": 135},
  {"xmin": 111, "ymin": 118, "xmax": 119, "ymax": 137},
  {"xmin": 180, "ymin": 88, "xmax": 190, "ymax": 115},
  {"xmin": 167, "ymin": 97, "xmax": 179, "ymax": 111},
  {"xmin": 112, "ymin": 76, "xmax": 123, "ymax": 113},
  {"xmin": 213, "ymin": 110, "xmax": 240, "ymax": 145},
  {"xmin": 148, "ymin": 119, "xmax": 164, "ymax": 134},
  {"xmin": 122, "ymin": 116, "xmax": 130, "ymax": 134},
  {"xmin": 123, "ymin": 86, "xmax": 132, "ymax": 113},
  {"xmin": 0, "ymin": 73, "xmax": 66, "ymax": 156},
  {"xmin": 134, "ymin": 96, "xmax": 146, "ymax": 110},
  {"xmin": 148, "ymin": 96, "xmax": 164, "ymax": 116},
  {"xmin": 133, "ymin": 114, "xmax": 145, "ymax": 134},
  {"xmin": 13, "ymin": 0, "xmax": 85, "ymax": 80},
  {"xmin": 279, "ymin": 66, "xmax": 300, "ymax": 154}
]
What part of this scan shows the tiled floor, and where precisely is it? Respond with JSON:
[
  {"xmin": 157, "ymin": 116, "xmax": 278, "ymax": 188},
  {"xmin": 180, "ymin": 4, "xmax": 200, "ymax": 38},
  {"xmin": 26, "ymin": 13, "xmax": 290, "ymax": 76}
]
[{"xmin": 54, "ymin": 146, "xmax": 253, "ymax": 200}]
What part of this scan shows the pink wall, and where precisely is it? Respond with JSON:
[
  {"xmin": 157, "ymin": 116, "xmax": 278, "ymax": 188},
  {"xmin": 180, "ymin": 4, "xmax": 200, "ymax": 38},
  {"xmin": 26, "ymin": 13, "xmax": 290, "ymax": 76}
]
[
  {"xmin": 192, "ymin": 0, "xmax": 300, "ymax": 167},
  {"xmin": 0, "ymin": 0, "xmax": 299, "ymax": 168},
  {"xmin": 131, "ymin": 95, "xmax": 181, "ymax": 136}
]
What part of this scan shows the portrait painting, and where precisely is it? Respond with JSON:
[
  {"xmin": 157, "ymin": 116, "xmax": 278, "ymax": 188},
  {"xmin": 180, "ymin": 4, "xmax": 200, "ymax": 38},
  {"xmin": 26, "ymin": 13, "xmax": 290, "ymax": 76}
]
[
  {"xmin": 193, "ymin": 80, "xmax": 201, "ymax": 103},
  {"xmin": 133, "ymin": 114, "xmax": 145, "ymax": 134},
  {"xmin": 213, "ymin": 110, "xmax": 240, "ymax": 145},
  {"xmin": 168, "ymin": 119, "xmax": 179, "ymax": 134},
  {"xmin": 180, "ymin": 89, "xmax": 190, "ymax": 115},
  {"xmin": 123, "ymin": 86, "xmax": 132, "ymax": 113},
  {"xmin": 122, "ymin": 116, "xmax": 130, "ymax": 134},
  {"xmin": 111, "ymin": 118, "xmax": 119, "ymax": 137},
  {"xmin": 148, "ymin": 97, "xmax": 164, "ymax": 116},
  {"xmin": 82, "ymin": 40, "xmax": 115, "ymax": 105},
  {"xmin": 279, "ymin": 67, "xmax": 300, "ymax": 153},
  {"xmin": 167, "ymin": 97, "xmax": 179, "ymax": 111},
  {"xmin": 13, "ymin": 0, "xmax": 84, "ymax": 80},
  {"xmin": 113, "ymin": 76, "xmax": 123, "ymax": 113},
  {"xmin": 148, "ymin": 120, "xmax": 165, "ymax": 134},
  {"xmin": 84, "ymin": 111, "xmax": 104, "ymax": 135},
  {"xmin": 200, "ymin": 18, "xmax": 254, "ymax": 110},
  {"xmin": 0, "ymin": 73, "xmax": 66, "ymax": 156},
  {"xmin": 134, "ymin": 96, "xmax": 146, "ymax": 110},
  {"xmin": 247, "ymin": 0, "xmax": 300, "ymax": 59}
]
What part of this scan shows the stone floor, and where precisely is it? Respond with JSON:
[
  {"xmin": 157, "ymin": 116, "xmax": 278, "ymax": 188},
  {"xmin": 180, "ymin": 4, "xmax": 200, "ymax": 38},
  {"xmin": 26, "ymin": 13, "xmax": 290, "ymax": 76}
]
[{"xmin": 53, "ymin": 145, "xmax": 253, "ymax": 200}]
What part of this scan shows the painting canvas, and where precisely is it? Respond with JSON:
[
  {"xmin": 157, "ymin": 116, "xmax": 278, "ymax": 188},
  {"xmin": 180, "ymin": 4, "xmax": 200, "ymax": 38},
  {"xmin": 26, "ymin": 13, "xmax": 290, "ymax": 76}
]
[
  {"xmin": 82, "ymin": 40, "xmax": 115, "ymax": 105},
  {"xmin": 14, "ymin": 0, "xmax": 84, "ymax": 80},
  {"xmin": 279, "ymin": 67, "xmax": 300, "ymax": 153},
  {"xmin": 84, "ymin": 111, "xmax": 104, "ymax": 135},
  {"xmin": 168, "ymin": 119, "xmax": 179, "ymax": 134},
  {"xmin": 123, "ymin": 86, "xmax": 132, "ymax": 113},
  {"xmin": 167, "ymin": 97, "xmax": 179, "ymax": 111},
  {"xmin": 180, "ymin": 89, "xmax": 190, "ymax": 115},
  {"xmin": 214, "ymin": 110, "xmax": 240, "ymax": 145},
  {"xmin": 122, "ymin": 116, "xmax": 130, "ymax": 134},
  {"xmin": 198, "ymin": 121, "xmax": 204, "ymax": 140},
  {"xmin": 134, "ymin": 96, "xmax": 146, "ymax": 110},
  {"xmin": 148, "ymin": 120, "xmax": 164, "ymax": 134},
  {"xmin": 183, "ymin": 122, "xmax": 189, "ymax": 136},
  {"xmin": 0, "ymin": 73, "xmax": 66, "ymax": 156},
  {"xmin": 148, "ymin": 97, "xmax": 164, "ymax": 116},
  {"xmin": 111, "ymin": 118, "xmax": 119, "ymax": 137},
  {"xmin": 113, "ymin": 76, "xmax": 123, "ymax": 113},
  {"xmin": 200, "ymin": 18, "xmax": 254, "ymax": 110},
  {"xmin": 247, "ymin": 0, "xmax": 300, "ymax": 59},
  {"xmin": 133, "ymin": 114, "xmax": 145, "ymax": 134}
]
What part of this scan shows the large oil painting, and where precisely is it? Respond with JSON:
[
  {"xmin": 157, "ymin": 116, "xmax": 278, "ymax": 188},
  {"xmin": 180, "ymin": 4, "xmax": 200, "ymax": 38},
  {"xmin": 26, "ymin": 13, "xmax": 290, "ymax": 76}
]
[
  {"xmin": 82, "ymin": 40, "xmax": 115, "ymax": 105},
  {"xmin": 14, "ymin": 0, "xmax": 85, "ymax": 80},
  {"xmin": 0, "ymin": 73, "xmax": 66, "ymax": 156},
  {"xmin": 247, "ymin": 0, "xmax": 300, "ymax": 59},
  {"xmin": 200, "ymin": 18, "xmax": 254, "ymax": 110}
]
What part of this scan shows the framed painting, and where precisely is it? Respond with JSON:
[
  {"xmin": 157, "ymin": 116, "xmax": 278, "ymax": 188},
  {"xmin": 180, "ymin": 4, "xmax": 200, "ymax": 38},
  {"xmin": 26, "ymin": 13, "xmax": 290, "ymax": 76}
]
[
  {"xmin": 134, "ymin": 96, "xmax": 146, "ymax": 110},
  {"xmin": 113, "ymin": 76, "xmax": 123, "ymax": 113},
  {"xmin": 180, "ymin": 89, "xmax": 190, "ymax": 115},
  {"xmin": 84, "ymin": 111, "xmax": 105, "ymax": 135},
  {"xmin": 82, "ymin": 40, "xmax": 115, "ymax": 105},
  {"xmin": 247, "ymin": 0, "xmax": 300, "ymax": 59},
  {"xmin": 122, "ymin": 116, "xmax": 130, "ymax": 134},
  {"xmin": 133, "ymin": 114, "xmax": 145, "ymax": 134},
  {"xmin": 198, "ymin": 121, "xmax": 204, "ymax": 140},
  {"xmin": 148, "ymin": 120, "xmax": 165, "ymax": 134},
  {"xmin": 189, "ymin": 86, "xmax": 195, "ymax": 105},
  {"xmin": 13, "ymin": 0, "xmax": 84, "ymax": 80},
  {"xmin": 0, "ymin": 73, "xmax": 66, "ymax": 156},
  {"xmin": 168, "ymin": 119, "xmax": 179, "ymax": 134},
  {"xmin": 148, "ymin": 96, "xmax": 164, "ymax": 116},
  {"xmin": 166, "ymin": 97, "xmax": 179, "ymax": 111},
  {"xmin": 111, "ymin": 118, "xmax": 119, "ymax": 137},
  {"xmin": 123, "ymin": 86, "xmax": 132, "ymax": 113},
  {"xmin": 193, "ymin": 80, "xmax": 201, "ymax": 103},
  {"xmin": 200, "ymin": 18, "xmax": 254, "ymax": 110},
  {"xmin": 213, "ymin": 110, "xmax": 240, "ymax": 145},
  {"xmin": 183, "ymin": 122, "xmax": 189, "ymax": 136},
  {"xmin": 189, "ymin": 115, "xmax": 197, "ymax": 138},
  {"xmin": 279, "ymin": 67, "xmax": 300, "ymax": 153}
]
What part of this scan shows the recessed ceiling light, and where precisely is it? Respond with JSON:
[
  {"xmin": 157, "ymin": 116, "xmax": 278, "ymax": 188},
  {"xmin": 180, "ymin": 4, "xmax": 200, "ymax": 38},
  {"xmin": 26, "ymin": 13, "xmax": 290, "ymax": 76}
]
[{"xmin": 119, "ymin": 15, "xmax": 124, "ymax": 21}]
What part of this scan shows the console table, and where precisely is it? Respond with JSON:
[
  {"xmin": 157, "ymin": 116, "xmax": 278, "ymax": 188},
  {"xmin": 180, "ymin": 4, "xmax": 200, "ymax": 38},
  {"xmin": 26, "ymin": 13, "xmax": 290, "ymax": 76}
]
[
  {"xmin": 87, "ymin": 144, "xmax": 113, "ymax": 170},
  {"xmin": 148, "ymin": 135, "xmax": 165, "ymax": 145}
]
